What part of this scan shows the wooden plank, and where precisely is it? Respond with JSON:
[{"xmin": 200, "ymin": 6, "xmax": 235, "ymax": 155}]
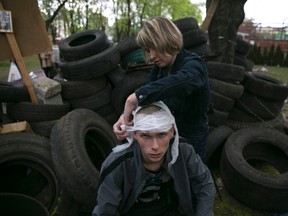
[
  {"xmin": 0, "ymin": 0, "xmax": 51, "ymax": 61},
  {"xmin": 0, "ymin": 1, "xmax": 38, "ymax": 103},
  {"xmin": 201, "ymin": 0, "xmax": 220, "ymax": 32}
]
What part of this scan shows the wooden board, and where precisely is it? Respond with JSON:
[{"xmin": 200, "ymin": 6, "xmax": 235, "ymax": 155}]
[{"xmin": 0, "ymin": 0, "xmax": 51, "ymax": 61}]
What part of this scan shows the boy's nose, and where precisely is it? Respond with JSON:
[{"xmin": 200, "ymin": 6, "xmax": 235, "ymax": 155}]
[{"xmin": 151, "ymin": 138, "xmax": 159, "ymax": 150}]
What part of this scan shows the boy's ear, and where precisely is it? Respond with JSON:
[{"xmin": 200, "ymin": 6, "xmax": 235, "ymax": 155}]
[
  {"xmin": 170, "ymin": 127, "xmax": 175, "ymax": 138},
  {"xmin": 133, "ymin": 131, "xmax": 139, "ymax": 140}
]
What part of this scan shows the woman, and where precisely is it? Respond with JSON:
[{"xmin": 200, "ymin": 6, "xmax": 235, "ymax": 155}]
[{"xmin": 113, "ymin": 16, "xmax": 211, "ymax": 160}]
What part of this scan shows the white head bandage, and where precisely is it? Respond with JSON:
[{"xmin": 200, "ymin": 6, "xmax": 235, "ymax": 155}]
[{"xmin": 113, "ymin": 101, "xmax": 179, "ymax": 168}]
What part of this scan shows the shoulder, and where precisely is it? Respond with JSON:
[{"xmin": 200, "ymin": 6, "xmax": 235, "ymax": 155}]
[
  {"xmin": 178, "ymin": 142, "xmax": 197, "ymax": 159},
  {"xmin": 183, "ymin": 49, "xmax": 204, "ymax": 63},
  {"xmin": 177, "ymin": 49, "xmax": 206, "ymax": 68},
  {"xmin": 101, "ymin": 147, "xmax": 135, "ymax": 173}
]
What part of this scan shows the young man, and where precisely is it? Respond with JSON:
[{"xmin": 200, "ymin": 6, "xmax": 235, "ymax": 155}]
[
  {"xmin": 93, "ymin": 101, "xmax": 215, "ymax": 216},
  {"xmin": 113, "ymin": 17, "xmax": 211, "ymax": 160}
]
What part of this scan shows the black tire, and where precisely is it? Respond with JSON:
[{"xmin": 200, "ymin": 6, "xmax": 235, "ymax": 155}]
[
  {"xmin": 242, "ymin": 72, "xmax": 288, "ymax": 101},
  {"xmin": 225, "ymin": 112, "xmax": 284, "ymax": 131},
  {"xmin": 228, "ymin": 107, "xmax": 260, "ymax": 122},
  {"xmin": 207, "ymin": 61, "xmax": 246, "ymax": 82},
  {"xmin": 28, "ymin": 120, "xmax": 57, "ymax": 138},
  {"xmin": 59, "ymin": 44, "xmax": 120, "ymax": 81},
  {"xmin": 104, "ymin": 110, "xmax": 120, "ymax": 126},
  {"xmin": 235, "ymin": 37, "xmax": 251, "ymax": 55},
  {"xmin": 182, "ymin": 29, "xmax": 208, "ymax": 49},
  {"xmin": 6, "ymin": 101, "xmax": 71, "ymax": 122},
  {"xmin": 55, "ymin": 76, "xmax": 107, "ymax": 100},
  {"xmin": 107, "ymin": 65, "xmax": 126, "ymax": 87},
  {"xmin": 0, "ymin": 193, "xmax": 49, "ymax": 216},
  {"xmin": 233, "ymin": 55, "xmax": 249, "ymax": 70},
  {"xmin": 209, "ymin": 77, "xmax": 244, "ymax": 99},
  {"xmin": 50, "ymin": 108, "xmax": 120, "ymax": 208},
  {"xmin": 116, "ymin": 36, "xmax": 140, "ymax": 56},
  {"xmin": 59, "ymin": 30, "xmax": 109, "ymax": 61},
  {"xmin": 173, "ymin": 17, "xmax": 199, "ymax": 32},
  {"xmin": 0, "ymin": 81, "xmax": 30, "ymax": 103},
  {"xmin": 70, "ymin": 84, "xmax": 112, "ymax": 111},
  {"xmin": 0, "ymin": 133, "xmax": 58, "ymax": 212},
  {"xmin": 188, "ymin": 43, "xmax": 211, "ymax": 57},
  {"xmin": 205, "ymin": 125, "xmax": 233, "ymax": 165},
  {"xmin": 210, "ymin": 90, "xmax": 235, "ymax": 112},
  {"xmin": 111, "ymin": 71, "xmax": 149, "ymax": 115},
  {"xmin": 208, "ymin": 108, "xmax": 229, "ymax": 126},
  {"xmin": 220, "ymin": 127, "xmax": 288, "ymax": 212},
  {"xmin": 235, "ymin": 91, "xmax": 284, "ymax": 120}
]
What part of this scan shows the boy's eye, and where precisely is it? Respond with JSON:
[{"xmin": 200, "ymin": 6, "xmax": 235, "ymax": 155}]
[
  {"xmin": 140, "ymin": 134, "xmax": 150, "ymax": 139},
  {"xmin": 157, "ymin": 133, "xmax": 167, "ymax": 138}
]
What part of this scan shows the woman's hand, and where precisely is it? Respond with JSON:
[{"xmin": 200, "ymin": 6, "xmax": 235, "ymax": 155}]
[
  {"xmin": 113, "ymin": 93, "xmax": 138, "ymax": 140},
  {"xmin": 113, "ymin": 114, "xmax": 129, "ymax": 141}
]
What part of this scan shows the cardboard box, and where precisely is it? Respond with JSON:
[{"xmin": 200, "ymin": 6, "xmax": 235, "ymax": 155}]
[
  {"xmin": 1, "ymin": 121, "xmax": 33, "ymax": 134},
  {"xmin": 31, "ymin": 74, "xmax": 61, "ymax": 99},
  {"xmin": 37, "ymin": 92, "xmax": 63, "ymax": 105}
]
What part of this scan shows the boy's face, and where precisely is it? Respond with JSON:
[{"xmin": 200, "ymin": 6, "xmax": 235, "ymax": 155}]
[{"xmin": 134, "ymin": 128, "xmax": 174, "ymax": 168}]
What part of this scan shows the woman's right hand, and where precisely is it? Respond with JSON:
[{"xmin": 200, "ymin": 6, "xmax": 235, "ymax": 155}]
[
  {"xmin": 113, "ymin": 114, "xmax": 129, "ymax": 141},
  {"xmin": 113, "ymin": 93, "xmax": 138, "ymax": 141}
]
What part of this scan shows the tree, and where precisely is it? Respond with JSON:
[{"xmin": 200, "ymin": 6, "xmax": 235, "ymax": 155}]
[
  {"xmin": 274, "ymin": 44, "xmax": 284, "ymax": 66},
  {"xmin": 268, "ymin": 44, "xmax": 275, "ymax": 66},
  {"xmin": 39, "ymin": 0, "xmax": 108, "ymax": 40},
  {"xmin": 109, "ymin": 0, "xmax": 202, "ymax": 42},
  {"xmin": 39, "ymin": 0, "xmax": 202, "ymax": 42},
  {"xmin": 207, "ymin": 0, "xmax": 247, "ymax": 64},
  {"xmin": 262, "ymin": 47, "xmax": 269, "ymax": 65},
  {"xmin": 39, "ymin": 0, "xmax": 69, "ymax": 42}
]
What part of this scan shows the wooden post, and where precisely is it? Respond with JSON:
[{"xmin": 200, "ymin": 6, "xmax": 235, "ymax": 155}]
[{"xmin": 0, "ymin": 1, "xmax": 38, "ymax": 103}]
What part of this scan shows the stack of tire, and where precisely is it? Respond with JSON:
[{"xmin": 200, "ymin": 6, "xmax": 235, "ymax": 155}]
[
  {"xmin": 234, "ymin": 34, "xmax": 254, "ymax": 71},
  {"xmin": 57, "ymin": 30, "xmax": 122, "ymax": 126},
  {"xmin": 1, "ymin": 17, "xmax": 288, "ymax": 215},
  {"xmin": 225, "ymin": 71, "xmax": 288, "ymax": 131},
  {"xmin": 205, "ymin": 60, "xmax": 288, "ymax": 214},
  {"xmin": 0, "ymin": 82, "xmax": 71, "ymax": 138},
  {"xmin": 173, "ymin": 17, "xmax": 211, "ymax": 57},
  {"xmin": 206, "ymin": 61, "xmax": 246, "ymax": 126}
]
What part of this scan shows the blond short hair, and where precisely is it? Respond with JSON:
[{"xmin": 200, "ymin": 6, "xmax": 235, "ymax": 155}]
[{"xmin": 136, "ymin": 17, "xmax": 183, "ymax": 56}]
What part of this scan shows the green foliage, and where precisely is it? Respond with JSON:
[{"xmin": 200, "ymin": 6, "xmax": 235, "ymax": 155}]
[
  {"xmin": 38, "ymin": 0, "xmax": 202, "ymax": 42},
  {"xmin": 274, "ymin": 44, "xmax": 284, "ymax": 66},
  {"xmin": 268, "ymin": 44, "xmax": 275, "ymax": 66},
  {"xmin": 247, "ymin": 44, "xmax": 286, "ymax": 67}
]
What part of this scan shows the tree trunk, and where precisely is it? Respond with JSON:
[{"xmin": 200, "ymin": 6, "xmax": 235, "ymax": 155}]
[{"xmin": 207, "ymin": 0, "xmax": 247, "ymax": 63}]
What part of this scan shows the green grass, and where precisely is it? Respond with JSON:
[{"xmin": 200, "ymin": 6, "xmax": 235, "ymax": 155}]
[
  {"xmin": 253, "ymin": 65, "xmax": 288, "ymax": 84},
  {"xmin": 0, "ymin": 55, "xmax": 41, "ymax": 81}
]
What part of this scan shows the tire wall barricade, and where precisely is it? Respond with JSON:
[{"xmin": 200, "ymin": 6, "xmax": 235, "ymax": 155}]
[{"xmin": 0, "ymin": 18, "xmax": 288, "ymax": 215}]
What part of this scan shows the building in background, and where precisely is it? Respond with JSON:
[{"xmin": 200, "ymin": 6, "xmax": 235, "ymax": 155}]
[{"xmin": 238, "ymin": 20, "xmax": 288, "ymax": 53}]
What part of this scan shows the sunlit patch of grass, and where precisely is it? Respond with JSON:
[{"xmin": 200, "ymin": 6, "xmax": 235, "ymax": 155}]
[
  {"xmin": 248, "ymin": 160, "xmax": 280, "ymax": 175},
  {"xmin": 253, "ymin": 65, "xmax": 288, "ymax": 84}
]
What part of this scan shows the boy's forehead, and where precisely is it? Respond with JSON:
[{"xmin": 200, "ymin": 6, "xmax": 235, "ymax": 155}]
[{"xmin": 136, "ymin": 129, "xmax": 170, "ymax": 134}]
